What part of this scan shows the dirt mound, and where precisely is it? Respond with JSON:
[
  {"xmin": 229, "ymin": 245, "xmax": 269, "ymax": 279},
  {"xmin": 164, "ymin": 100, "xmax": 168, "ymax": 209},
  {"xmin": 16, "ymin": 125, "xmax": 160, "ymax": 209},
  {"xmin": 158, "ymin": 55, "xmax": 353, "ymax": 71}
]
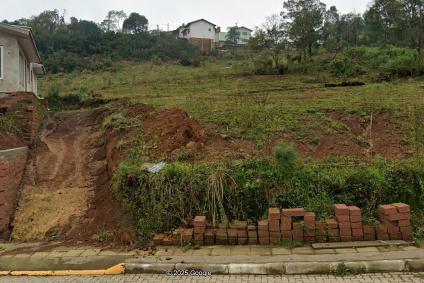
[
  {"xmin": 267, "ymin": 111, "xmax": 411, "ymax": 160},
  {"xmin": 121, "ymin": 103, "xmax": 254, "ymax": 162},
  {"xmin": 0, "ymin": 132, "xmax": 25, "ymax": 150}
]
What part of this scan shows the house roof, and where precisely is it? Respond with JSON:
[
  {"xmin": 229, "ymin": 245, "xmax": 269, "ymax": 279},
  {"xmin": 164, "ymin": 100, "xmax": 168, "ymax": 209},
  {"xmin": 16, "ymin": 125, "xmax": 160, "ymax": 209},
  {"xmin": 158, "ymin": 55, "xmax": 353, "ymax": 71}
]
[
  {"xmin": 239, "ymin": 26, "xmax": 253, "ymax": 32},
  {"xmin": 0, "ymin": 23, "xmax": 45, "ymax": 75},
  {"xmin": 184, "ymin": 19, "xmax": 217, "ymax": 28}
]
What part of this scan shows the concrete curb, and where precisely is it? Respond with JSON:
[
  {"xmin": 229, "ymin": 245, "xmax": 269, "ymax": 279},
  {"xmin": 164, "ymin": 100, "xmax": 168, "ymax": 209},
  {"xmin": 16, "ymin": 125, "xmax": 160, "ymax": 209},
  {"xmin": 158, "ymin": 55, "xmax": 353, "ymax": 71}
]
[{"xmin": 124, "ymin": 259, "xmax": 424, "ymax": 275}]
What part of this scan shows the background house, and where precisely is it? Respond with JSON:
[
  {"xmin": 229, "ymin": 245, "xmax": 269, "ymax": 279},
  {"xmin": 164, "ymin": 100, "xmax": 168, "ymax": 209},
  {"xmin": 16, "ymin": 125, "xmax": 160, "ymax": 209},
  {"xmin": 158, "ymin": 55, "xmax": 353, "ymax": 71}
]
[
  {"xmin": 219, "ymin": 26, "xmax": 253, "ymax": 47},
  {"xmin": 0, "ymin": 23, "xmax": 45, "ymax": 95},
  {"xmin": 177, "ymin": 19, "xmax": 220, "ymax": 52}
]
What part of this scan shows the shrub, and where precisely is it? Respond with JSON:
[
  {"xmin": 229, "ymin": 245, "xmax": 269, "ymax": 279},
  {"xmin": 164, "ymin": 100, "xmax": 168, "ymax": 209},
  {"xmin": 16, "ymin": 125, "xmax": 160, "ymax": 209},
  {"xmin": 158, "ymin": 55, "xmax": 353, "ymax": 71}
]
[
  {"xmin": 329, "ymin": 57, "xmax": 366, "ymax": 77},
  {"xmin": 381, "ymin": 53, "xmax": 421, "ymax": 78},
  {"xmin": 253, "ymin": 55, "xmax": 275, "ymax": 75}
]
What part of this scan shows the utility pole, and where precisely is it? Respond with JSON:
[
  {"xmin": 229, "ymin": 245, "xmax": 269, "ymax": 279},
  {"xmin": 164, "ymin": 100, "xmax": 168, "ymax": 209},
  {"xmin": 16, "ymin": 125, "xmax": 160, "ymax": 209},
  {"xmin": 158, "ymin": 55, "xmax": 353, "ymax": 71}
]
[{"xmin": 167, "ymin": 23, "xmax": 170, "ymax": 32}]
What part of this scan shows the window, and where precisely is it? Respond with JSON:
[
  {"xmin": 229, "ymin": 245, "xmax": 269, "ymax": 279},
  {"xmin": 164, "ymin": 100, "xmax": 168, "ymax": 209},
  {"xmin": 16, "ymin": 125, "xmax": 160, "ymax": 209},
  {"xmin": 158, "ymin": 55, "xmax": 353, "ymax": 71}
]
[
  {"xmin": 0, "ymin": 46, "xmax": 3, "ymax": 79},
  {"xmin": 242, "ymin": 32, "xmax": 248, "ymax": 36}
]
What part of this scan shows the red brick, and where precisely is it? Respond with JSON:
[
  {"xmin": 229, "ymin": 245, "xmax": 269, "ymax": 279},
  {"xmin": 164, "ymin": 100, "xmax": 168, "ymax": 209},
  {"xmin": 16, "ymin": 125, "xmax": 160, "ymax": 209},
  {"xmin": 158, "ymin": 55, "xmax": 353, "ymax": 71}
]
[
  {"xmin": 268, "ymin": 208, "xmax": 281, "ymax": 220},
  {"xmin": 193, "ymin": 216, "xmax": 206, "ymax": 226},
  {"xmin": 363, "ymin": 233, "xmax": 376, "ymax": 241},
  {"xmin": 351, "ymin": 222, "xmax": 362, "ymax": 229},
  {"xmin": 304, "ymin": 212, "xmax": 316, "ymax": 229},
  {"xmin": 237, "ymin": 230, "xmax": 248, "ymax": 238},
  {"xmin": 334, "ymin": 204, "xmax": 349, "ymax": 216},
  {"xmin": 352, "ymin": 228, "xmax": 363, "ymax": 237},
  {"xmin": 338, "ymin": 222, "xmax": 351, "ymax": 229},
  {"xmin": 248, "ymin": 230, "xmax": 258, "ymax": 239},
  {"xmin": 228, "ymin": 228, "xmax": 237, "ymax": 238},
  {"xmin": 193, "ymin": 227, "xmax": 206, "ymax": 234},
  {"xmin": 292, "ymin": 222, "xmax": 302, "ymax": 232},
  {"xmin": 248, "ymin": 237, "xmax": 258, "ymax": 244},
  {"xmin": 398, "ymin": 220, "xmax": 411, "ymax": 227},
  {"xmin": 392, "ymin": 203, "xmax": 410, "ymax": 213},
  {"xmin": 378, "ymin": 204, "xmax": 397, "ymax": 217},
  {"xmin": 259, "ymin": 237, "xmax": 270, "ymax": 245},
  {"xmin": 348, "ymin": 206, "xmax": 361, "ymax": 216},
  {"xmin": 340, "ymin": 228, "xmax": 352, "ymax": 236},
  {"xmin": 238, "ymin": 237, "xmax": 248, "ymax": 245},
  {"xmin": 377, "ymin": 233, "xmax": 389, "ymax": 240},
  {"xmin": 194, "ymin": 233, "xmax": 204, "ymax": 241},
  {"xmin": 281, "ymin": 230, "xmax": 292, "ymax": 241},
  {"xmin": 400, "ymin": 226, "xmax": 413, "ymax": 234},
  {"xmin": 377, "ymin": 224, "xmax": 388, "ymax": 234},
  {"xmin": 349, "ymin": 215, "xmax": 362, "ymax": 223},
  {"xmin": 304, "ymin": 236, "xmax": 316, "ymax": 243},
  {"xmin": 269, "ymin": 219, "xmax": 280, "ymax": 232},
  {"xmin": 328, "ymin": 229, "xmax": 339, "ymax": 236},
  {"xmin": 363, "ymin": 225, "xmax": 376, "ymax": 234},
  {"xmin": 282, "ymin": 208, "xmax": 305, "ymax": 217},
  {"xmin": 387, "ymin": 226, "xmax": 400, "ymax": 234},
  {"xmin": 340, "ymin": 236, "xmax": 352, "ymax": 242},
  {"xmin": 304, "ymin": 230, "xmax": 315, "ymax": 237},
  {"xmin": 258, "ymin": 220, "xmax": 269, "ymax": 231},
  {"xmin": 336, "ymin": 215, "xmax": 350, "ymax": 222},
  {"xmin": 270, "ymin": 231, "xmax": 281, "ymax": 238},
  {"xmin": 352, "ymin": 235, "xmax": 363, "ymax": 241},
  {"xmin": 325, "ymin": 218, "xmax": 338, "ymax": 229},
  {"xmin": 231, "ymin": 220, "xmax": 247, "ymax": 229},
  {"xmin": 247, "ymin": 225, "xmax": 257, "ymax": 231},
  {"xmin": 280, "ymin": 216, "xmax": 292, "ymax": 231},
  {"xmin": 389, "ymin": 232, "xmax": 402, "ymax": 240}
]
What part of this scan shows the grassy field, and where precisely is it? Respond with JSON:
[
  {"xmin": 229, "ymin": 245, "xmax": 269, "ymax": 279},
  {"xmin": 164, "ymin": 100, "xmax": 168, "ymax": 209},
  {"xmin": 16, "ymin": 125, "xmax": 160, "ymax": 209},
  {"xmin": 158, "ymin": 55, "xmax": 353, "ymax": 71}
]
[
  {"xmin": 40, "ymin": 60, "xmax": 424, "ymax": 157},
  {"xmin": 38, "ymin": 59, "xmax": 424, "ymax": 239}
]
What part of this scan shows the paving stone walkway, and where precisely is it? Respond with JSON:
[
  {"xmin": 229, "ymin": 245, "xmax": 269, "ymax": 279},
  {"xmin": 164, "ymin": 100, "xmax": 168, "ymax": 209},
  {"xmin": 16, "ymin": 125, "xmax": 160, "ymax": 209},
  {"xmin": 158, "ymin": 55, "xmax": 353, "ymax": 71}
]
[
  {"xmin": 0, "ymin": 273, "xmax": 423, "ymax": 282},
  {"xmin": 1, "ymin": 241, "xmax": 424, "ymax": 275}
]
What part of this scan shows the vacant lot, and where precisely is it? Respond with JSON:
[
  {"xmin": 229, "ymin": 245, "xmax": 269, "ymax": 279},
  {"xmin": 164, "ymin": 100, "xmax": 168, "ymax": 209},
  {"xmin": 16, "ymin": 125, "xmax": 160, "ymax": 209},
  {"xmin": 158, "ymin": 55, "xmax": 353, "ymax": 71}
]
[{"xmin": 40, "ymin": 61, "xmax": 424, "ymax": 160}]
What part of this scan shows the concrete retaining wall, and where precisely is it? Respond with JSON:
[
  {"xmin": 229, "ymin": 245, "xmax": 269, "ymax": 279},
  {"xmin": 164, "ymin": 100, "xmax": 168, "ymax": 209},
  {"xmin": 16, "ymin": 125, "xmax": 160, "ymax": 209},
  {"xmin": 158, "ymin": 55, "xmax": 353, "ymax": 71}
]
[{"xmin": 0, "ymin": 147, "xmax": 28, "ymax": 239}]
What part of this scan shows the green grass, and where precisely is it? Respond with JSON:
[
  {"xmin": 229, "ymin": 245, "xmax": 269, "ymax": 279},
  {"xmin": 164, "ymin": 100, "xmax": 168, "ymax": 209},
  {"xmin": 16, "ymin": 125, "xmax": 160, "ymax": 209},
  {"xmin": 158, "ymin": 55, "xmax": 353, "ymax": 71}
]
[{"xmin": 39, "ymin": 60, "xmax": 424, "ymax": 148}]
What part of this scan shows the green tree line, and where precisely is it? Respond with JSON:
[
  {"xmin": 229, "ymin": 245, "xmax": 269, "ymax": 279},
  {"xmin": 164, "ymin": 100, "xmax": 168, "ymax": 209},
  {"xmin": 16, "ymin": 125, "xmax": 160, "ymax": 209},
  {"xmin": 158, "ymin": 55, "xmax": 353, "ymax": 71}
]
[{"xmin": 2, "ymin": 10, "xmax": 196, "ymax": 73}]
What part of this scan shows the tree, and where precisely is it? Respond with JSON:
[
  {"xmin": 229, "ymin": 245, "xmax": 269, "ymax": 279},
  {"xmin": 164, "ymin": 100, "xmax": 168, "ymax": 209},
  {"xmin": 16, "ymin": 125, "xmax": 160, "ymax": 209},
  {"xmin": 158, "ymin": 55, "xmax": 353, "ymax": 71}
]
[
  {"xmin": 339, "ymin": 13, "xmax": 364, "ymax": 46},
  {"xmin": 123, "ymin": 13, "xmax": 149, "ymax": 33},
  {"xmin": 403, "ymin": 0, "xmax": 424, "ymax": 54},
  {"xmin": 100, "ymin": 10, "xmax": 127, "ymax": 32},
  {"xmin": 250, "ymin": 14, "xmax": 287, "ymax": 70},
  {"xmin": 282, "ymin": 0, "xmax": 326, "ymax": 58},
  {"xmin": 364, "ymin": 0, "xmax": 407, "ymax": 45},
  {"xmin": 226, "ymin": 26, "xmax": 241, "ymax": 45}
]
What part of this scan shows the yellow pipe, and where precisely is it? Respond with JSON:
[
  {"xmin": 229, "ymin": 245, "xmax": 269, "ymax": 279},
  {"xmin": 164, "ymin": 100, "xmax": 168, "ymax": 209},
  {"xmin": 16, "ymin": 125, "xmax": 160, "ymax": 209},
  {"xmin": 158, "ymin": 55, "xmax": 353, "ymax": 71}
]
[{"xmin": 0, "ymin": 263, "xmax": 125, "ymax": 276}]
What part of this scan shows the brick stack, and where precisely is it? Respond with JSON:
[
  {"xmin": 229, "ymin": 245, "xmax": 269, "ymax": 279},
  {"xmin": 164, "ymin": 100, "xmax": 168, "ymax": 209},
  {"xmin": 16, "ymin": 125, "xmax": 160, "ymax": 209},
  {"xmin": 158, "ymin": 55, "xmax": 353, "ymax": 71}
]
[
  {"xmin": 326, "ymin": 218, "xmax": 339, "ymax": 242},
  {"xmin": 248, "ymin": 225, "xmax": 258, "ymax": 244},
  {"xmin": 349, "ymin": 206, "xmax": 363, "ymax": 241},
  {"xmin": 215, "ymin": 224, "xmax": 228, "ymax": 245},
  {"xmin": 304, "ymin": 212, "xmax": 316, "ymax": 243},
  {"xmin": 335, "ymin": 204, "xmax": 351, "ymax": 242},
  {"xmin": 315, "ymin": 222, "xmax": 328, "ymax": 242},
  {"xmin": 363, "ymin": 225, "xmax": 376, "ymax": 240},
  {"xmin": 378, "ymin": 203, "xmax": 413, "ymax": 241},
  {"xmin": 193, "ymin": 216, "xmax": 206, "ymax": 245},
  {"xmin": 151, "ymin": 203, "xmax": 414, "ymax": 246},
  {"xmin": 258, "ymin": 220, "xmax": 270, "ymax": 245},
  {"xmin": 204, "ymin": 228, "xmax": 215, "ymax": 245},
  {"xmin": 268, "ymin": 208, "xmax": 281, "ymax": 244},
  {"xmin": 231, "ymin": 220, "xmax": 248, "ymax": 244},
  {"xmin": 282, "ymin": 208, "xmax": 305, "ymax": 242}
]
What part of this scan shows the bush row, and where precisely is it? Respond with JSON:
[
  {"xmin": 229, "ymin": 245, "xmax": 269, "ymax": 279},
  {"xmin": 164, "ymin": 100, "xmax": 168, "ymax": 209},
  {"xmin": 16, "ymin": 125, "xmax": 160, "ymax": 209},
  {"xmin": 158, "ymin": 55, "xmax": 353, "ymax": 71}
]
[{"xmin": 111, "ymin": 144, "xmax": 424, "ymax": 241}]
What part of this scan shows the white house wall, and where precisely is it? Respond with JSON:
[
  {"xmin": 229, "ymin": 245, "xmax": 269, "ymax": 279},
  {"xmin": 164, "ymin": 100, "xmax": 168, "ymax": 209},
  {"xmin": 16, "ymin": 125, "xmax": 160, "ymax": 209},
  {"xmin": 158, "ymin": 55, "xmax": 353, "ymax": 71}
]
[
  {"xmin": 0, "ymin": 31, "xmax": 20, "ymax": 92},
  {"xmin": 0, "ymin": 30, "xmax": 38, "ymax": 94},
  {"xmin": 188, "ymin": 21, "xmax": 216, "ymax": 41}
]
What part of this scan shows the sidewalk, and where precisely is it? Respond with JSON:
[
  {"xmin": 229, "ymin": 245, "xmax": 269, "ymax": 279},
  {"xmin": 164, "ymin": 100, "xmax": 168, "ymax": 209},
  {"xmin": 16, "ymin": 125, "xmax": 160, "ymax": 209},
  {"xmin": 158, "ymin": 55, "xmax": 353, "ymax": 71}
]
[{"xmin": 1, "ymin": 241, "xmax": 424, "ymax": 275}]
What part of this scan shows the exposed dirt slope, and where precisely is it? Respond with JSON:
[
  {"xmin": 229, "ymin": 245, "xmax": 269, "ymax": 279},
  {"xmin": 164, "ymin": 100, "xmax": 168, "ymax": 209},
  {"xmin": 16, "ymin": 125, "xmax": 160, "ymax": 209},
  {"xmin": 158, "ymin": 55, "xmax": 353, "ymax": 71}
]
[{"xmin": 12, "ymin": 109, "xmax": 135, "ymax": 243}]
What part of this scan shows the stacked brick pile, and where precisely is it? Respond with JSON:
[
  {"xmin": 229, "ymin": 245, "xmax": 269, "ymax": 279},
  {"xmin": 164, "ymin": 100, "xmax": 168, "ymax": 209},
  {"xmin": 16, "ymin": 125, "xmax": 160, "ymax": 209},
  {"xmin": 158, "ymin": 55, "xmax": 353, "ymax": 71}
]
[
  {"xmin": 334, "ymin": 204, "xmax": 364, "ymax": 242},
  {"xmin": 378, "ymin": 203, "xmax": 413, "ymax": 241},
  {"xmin": 152, "ymin": 203, "xmax": 414, "ymax": 246},
  {"xmin": 193, "ymin": 216, "xmax": 206, "ymax": 245}
]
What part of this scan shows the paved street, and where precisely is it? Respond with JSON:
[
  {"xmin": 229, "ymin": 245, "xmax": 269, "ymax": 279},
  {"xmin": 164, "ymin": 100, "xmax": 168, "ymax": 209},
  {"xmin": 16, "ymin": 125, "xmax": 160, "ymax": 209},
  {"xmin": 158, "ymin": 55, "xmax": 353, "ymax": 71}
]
[{"xmin": 0, "ymin": 273, "xmax": 423, "ymax": 282}]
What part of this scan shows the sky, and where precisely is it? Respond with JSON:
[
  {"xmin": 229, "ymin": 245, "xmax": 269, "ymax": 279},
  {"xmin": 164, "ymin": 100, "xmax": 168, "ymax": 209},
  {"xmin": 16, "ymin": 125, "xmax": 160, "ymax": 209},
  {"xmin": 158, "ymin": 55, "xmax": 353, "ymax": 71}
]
[{"xmin": 2, "ymin": 0, "xmax": 372, "ymax": 31}]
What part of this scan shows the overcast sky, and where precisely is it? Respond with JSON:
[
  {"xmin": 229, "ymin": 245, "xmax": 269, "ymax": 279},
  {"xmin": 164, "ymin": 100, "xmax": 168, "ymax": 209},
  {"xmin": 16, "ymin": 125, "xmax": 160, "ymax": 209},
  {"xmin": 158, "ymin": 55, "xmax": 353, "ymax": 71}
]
[{"xmin": 2, "ymin": 0, "xmax": 372, "ymax": 31}]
